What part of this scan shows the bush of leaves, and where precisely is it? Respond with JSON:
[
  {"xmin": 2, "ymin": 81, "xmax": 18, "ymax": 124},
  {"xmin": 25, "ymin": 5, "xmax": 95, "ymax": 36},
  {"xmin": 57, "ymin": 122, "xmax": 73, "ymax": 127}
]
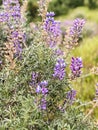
[{"xmin": 0, "ymin": 0, "xmax": 97, "ymax": 129}]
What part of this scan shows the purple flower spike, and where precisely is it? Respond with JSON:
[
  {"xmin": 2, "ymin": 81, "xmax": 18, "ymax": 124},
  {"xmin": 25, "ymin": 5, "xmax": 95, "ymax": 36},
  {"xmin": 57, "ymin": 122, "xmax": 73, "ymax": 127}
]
[
  {"xmin": 35, "ymin": 80, "xmax": 48, "ymax": 95},
  {"xmin": 0, "ymin": 61, "xmax": 2, "ymax": 65},
  {"xmin": 70, "ymin": 18, "xmax": 85, "ymax": 37},
  {"xmin": 40, "ymin": 81, "xmax": 48, "ymax": 87},
  {"xmin": 40, "ymin": 81, "xmax": 48, "ymax": 95},
  {"xmin": 1, "ymin": 0, "xmax": 21, "ymax": 23},
  {"xmin": 30, "ymin": 72, "xmax": 38, "ymax": 86},
  {"xmin": 14, "ymin": 43, "xmax": 22, "ymax": 58},
  {"xmin": 41, "ymin": 98, "xmax": 47, "ymax": 110},
  {"xmin": 36, "ymin": 85, "xmax": 41, "ymax": 93},
  {"xmin": 67, "ymin": 89, "xmax": 77, "ymax": 104},
  {"xmin": 96, "ymin": 88, "xmax": 98, "ymax": 96},
  {"xmin": 0, "ymin": 0, "xmax": 26, "ymax": 58},
  {"xmin": 43, "ymin": 12, "xmax": 61, "ymax": 47},
  {"xmin": 41, "ymin": 87, "xmax": 48, "ymax": 95},
  {"xmin": 46, "ymin": 12, "xmax": 55, "ymax": 17},
  {"xmin": 55, "ymin": 49, "xmax": 64, "ymax": 56},
  {"xmin": 32, "ymin": 72, "xmax": 38, "ymax": 81},
  {"xmin": 70, "ymin": 57, "xmax": 83, "ymax": 79},
  {"xmin": 53, "ymin": 58, "xmax": 66, "ymax": 80}
]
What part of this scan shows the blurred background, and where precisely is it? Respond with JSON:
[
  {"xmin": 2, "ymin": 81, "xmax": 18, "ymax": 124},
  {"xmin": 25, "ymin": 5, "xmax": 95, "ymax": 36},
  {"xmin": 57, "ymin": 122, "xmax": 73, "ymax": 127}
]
[{"xmin": 0, "ymin": 0, "xmax": 98, "ymax": 118}]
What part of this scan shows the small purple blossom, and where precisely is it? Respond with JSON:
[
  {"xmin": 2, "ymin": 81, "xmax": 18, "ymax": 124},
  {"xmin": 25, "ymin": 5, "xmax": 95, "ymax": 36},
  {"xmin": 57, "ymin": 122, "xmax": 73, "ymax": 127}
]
[
  {"xmin": 94, "ymin": 89, "xmax": 98, "ymax": 101},
  {"xmin": 66, "ymin": 89, "xmax": 77, "ymax": 104},
  {"xmin": 43, "ymin": 12, "xmax": 61, "ymax": 47},
  {"xmin": 2, "ymin": 0, "xmax": 21, "ymax": 23},
  {"xmin": 35, "ymin": 80, "xmax": 48, "ymax": 95},
  {"xmin": 94, "ymin": 83, "xmax": 98, "ymax": 100},
  {"xmin": 55, "ymin": 49, "xmax": 64, "ymax": 56},
  {"xmin": 36, "ymin": 85, "xmax": 41, "ymax": 93},
  {"xmin": 41, "ymin": 87, "xmax": 48, "ymax": 95},
  {"xmin": 14, "ymin": 43, "xmax": 22, "ymax": 58},
  {"xmin": 70, "ymin": 57, "xmax": 83, "ymax": 79},
  {"xmin": 30, "ymin": 72, "xmax": 38, "ymax": 86},
  {"xmin": 40, "ymin": 81, "xmax": 48, "ymax": 87},
  {"xmin": 36, "ymin": 83, "xmax": 48, "ymax": 95},
  {"xmin": 53, "ymin": 58, "xmax": 66, "ymax": 80},
  {"xmin": 36, "ymin": 81, "xmax": 48, "ymax": 110},
  {"xmin": 32, "ymin": 72, "xmax": 38, "ymax": 80},
  {"xmin": 0, "ymin": 61, "xmax": 2, "ymax": 65},
  {"xmin": 0, "ymin": 0, "xmax": 26, "ymax": 58},
  {"xmin": 46, "ymin": 12, "xmax": 55, "ymax": 17},
  {"xmin": 70, "ymin": 18, "xmax": 85, "ymax": 37},
  {"xmin": 40, "ymin": 81, "xmax": 48, "ymax": 95},
  {"xmin": 96, "ymin": 88, "xmax": 98, "ymax": 96},
  {"xmin": 40, "ymin": 98, "xmax": 47, "ymax": 110}
]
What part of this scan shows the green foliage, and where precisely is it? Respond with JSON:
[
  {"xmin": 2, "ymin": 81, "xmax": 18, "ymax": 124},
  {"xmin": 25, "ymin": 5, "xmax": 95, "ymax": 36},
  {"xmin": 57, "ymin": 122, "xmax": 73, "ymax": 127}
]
[
  {"xmin": 27, "ymin": 0, "xmax": 39, "ymax": 23},
  {"xmin": 48, "ymin": 0, "xmax": 84, "ymax": 16},
  {"xmin": 67, "ymin": 0, "xmax": 84, "ymax": 8},
  {"xmin": 88, "ymin": 0, "xmax": 98, "ymax": 9},
  {"xmin": 48, "ymin": 0, "xmax": 69, "ymax": 16},
  {"xmin": 26, "ymin": 0, "xmax": 85, "ymax": 20},
  {"xmin": 0, "ymin": 0, "xmax": 98, "ymax": 129},
  {"xmin": 0, "ymin": 37, "xmax": 97, "ymax": 130},
  {"xmin": 0, "ymin": 0, "xmax": 2, "ymax": 5}
]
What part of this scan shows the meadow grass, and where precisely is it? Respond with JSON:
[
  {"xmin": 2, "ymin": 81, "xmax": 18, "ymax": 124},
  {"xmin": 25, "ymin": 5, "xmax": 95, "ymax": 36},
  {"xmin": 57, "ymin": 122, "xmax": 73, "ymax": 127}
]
[{"xmin": 72, "ymin": 36, "xmax": 98, "ymax": 118}]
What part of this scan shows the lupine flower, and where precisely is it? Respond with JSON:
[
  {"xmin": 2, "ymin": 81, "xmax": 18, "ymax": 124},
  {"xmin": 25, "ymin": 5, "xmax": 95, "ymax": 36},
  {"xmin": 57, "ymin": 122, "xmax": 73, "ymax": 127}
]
[
  {"xmin": 0, "ymin": 61, "xmax": 2, "ymax": 64},
  {"xmin": 0, "ymin": 0, "xmax": 26, "ymax": 58},
  {"xmin": 1, "ymin": 0, "xmax": 22, "ymax": 24},
  {"xmin": 40, "ymin": 81, "xmax": 48, "ymax": 95},
  {"xmin": 70, "ymin": 18, "xmax": 85, "ymax": 43},
  {"xmin": 46, "ymin": 12, "xmax": 55, "ymax": 17},
  {"xmin": 70, "ymin": 18, "xmax": 85, "ymax": 38},
  {"xmin": 32, "ymin": 72, "xmax": 39, "ymax": 81},
  {"xmin": 36, "ymin": 81, "xmax": 48, "ymax": 94},
  {"xmin": 95, "ymin": 88, "xmax": 98, "ymax": 96},
  {"xmin": 30, "ymin": 72, "xmax": 38, "ymax": 86},
  {"xmin": 36, "ymin": 85, "xmax": 41, "ymax": 93},
  {"xmin": 40, "ymin": 80, "xmax": 48, "ymax": 87},
  {"xmin": 43, "ymin": 12, "xmax": 61, "ymax": 47},
  {"xmin": 94, "ymin": 83, "xmax": 98, "ymax": 100},
  {"xmin": 0, "ymin": 12, "xmax": 8, "ymax": 22},
  {"xmin": 41, "ymin": 87, "xmax": 48, "ymax": 95},
  {"xmin": 40, "ymin": 98, "xmax": 47, "ymax": 110},
  {"xmin": 55, "ymin": 49, "xmax": 64, "ymax": 56},
  {"xmin": 70, "ymin": 57, "xmax": 83, "ymax": 79},
  {"xmin": 53, "ymin": 58, "xmax": 66, "ymax": 80},
  {"xmin": 14, "ymin": 43, "xmax": 22, "ymax": 58},
  {"xmin": 66, "ymin": 89, "xmax": 76, "ymax": 104},
  {"xmin": 36, "ymin": 81, "xmax": 48, "ymax": 110},
  {"xmin": 2, "ymin": 0, "xmax": 21, "ymax": 24},
  {"xmin": 12, "ymin": 30, "xmax": 26, "ymax": 58},
  {"xmin": 94, "ymin": 89, "xmax": 98, "ymax": 100}
]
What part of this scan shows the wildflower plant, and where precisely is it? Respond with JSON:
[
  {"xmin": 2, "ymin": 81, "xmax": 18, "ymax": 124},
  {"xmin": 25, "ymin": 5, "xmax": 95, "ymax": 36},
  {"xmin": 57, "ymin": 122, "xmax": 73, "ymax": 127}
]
[{"xmin": 0, "ymin": 0, "xmax": 97, "ymax": 129}]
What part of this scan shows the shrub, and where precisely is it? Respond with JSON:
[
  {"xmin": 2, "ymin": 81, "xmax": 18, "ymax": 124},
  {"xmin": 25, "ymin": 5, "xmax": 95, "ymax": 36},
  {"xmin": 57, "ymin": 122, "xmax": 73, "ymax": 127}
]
[
  {"xmin": 88, "ymin": 0, "xmax": 98, "ymax": 9},
  {"xmin": 0, "ymin": 0, "xmax": 97, "ymax": 129},
  {"xmin": 68, "ymin": 0, "xmax": 84, "ymax": 8},
  {"xmin": 27, "ymin": 0, "xmax": 39, "ymax": 22},
  {"xmin": 48, "ymin": 0, "xmax": 69, "ymax": 16},
  {"xmin": 48, "ymin": 0, "xmax": 84, "ymax": 16}
]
